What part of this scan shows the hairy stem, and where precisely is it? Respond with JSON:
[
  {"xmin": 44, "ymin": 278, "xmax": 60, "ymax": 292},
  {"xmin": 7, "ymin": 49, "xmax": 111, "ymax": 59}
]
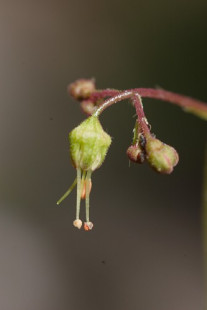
[
  {"xmin": 91, "ymin": 88, "xmax": 207, "ymax": 120},
  {"xmin": 94, "ymin": 91, "xmax": 152, "ymax": 138},
  {"xmin": 94, "ymin": 91, "xmax": 134, "ymax": 117},
  {"xmin": 132, "ymin": 93, "xmax": 151, "ymax": 138}
]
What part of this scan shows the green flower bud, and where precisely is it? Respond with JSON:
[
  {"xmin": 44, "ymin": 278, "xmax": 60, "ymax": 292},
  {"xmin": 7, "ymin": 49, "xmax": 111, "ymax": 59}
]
[
  {"xmin": 68, "ymin": 79, "xmax": 96, "ymax": 100},
  {"xmin": 69, "ymin": 116, "xmax": 112, "ymax": 171},
  {"xmin": 145, "ymin": 137, "xmax": 179, "ymax": 174}
]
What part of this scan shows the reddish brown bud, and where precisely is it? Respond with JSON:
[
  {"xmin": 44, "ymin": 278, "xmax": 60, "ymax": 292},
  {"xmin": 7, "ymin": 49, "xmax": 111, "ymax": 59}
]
[
  {"xmin": 68, "ymin": 79, "xmax": 96, "ymax": 100},
  {"xmin": 126, "ymin": 145, "xmax": 145, "ymax": 164}
]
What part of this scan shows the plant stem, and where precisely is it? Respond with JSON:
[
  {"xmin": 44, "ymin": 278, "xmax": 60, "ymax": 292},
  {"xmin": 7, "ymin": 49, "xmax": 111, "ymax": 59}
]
[
  {"xmin": 132, "ymin": 93, "xmax": 151, "ymax": 138},
  {"xmin": 91, "ymin": 88, "xmax": 207, "ymax": 120},
  {"xmin": 93, "ymin": 91, "xmax": 152, "ymax": 137},
  {"xmin": 94, "ymin": 91, "xmax": 134, "ymax": 117}
]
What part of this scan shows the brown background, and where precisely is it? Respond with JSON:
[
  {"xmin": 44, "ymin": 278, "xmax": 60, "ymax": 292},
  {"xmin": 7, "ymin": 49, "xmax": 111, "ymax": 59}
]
[{"xmin": 0, "ymin": 0, "xmax": 206, "ymax": 309}]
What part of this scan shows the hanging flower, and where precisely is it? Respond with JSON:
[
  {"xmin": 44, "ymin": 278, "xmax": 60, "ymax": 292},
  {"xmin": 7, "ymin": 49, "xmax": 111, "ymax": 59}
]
[{"xmin": 57, "ymin": 115, "xmax": 111, "ymax": 231}]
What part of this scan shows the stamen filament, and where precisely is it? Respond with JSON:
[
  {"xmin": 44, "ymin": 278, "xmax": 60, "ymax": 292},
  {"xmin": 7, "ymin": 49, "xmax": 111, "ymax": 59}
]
[
  {"xmin": 85, "ymin": 170, "xmax": 92, "ymax": 222},
  {"xmin": 76, "ymin": 168, "xmax": 82, "ymax": 219},
  {"xmin": 81, "ymin": 171, "xmax": 87, "ymax": 191}
]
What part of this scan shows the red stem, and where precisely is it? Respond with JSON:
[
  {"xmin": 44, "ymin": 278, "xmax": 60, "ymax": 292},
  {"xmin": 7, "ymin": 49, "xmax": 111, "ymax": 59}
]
[
  {"xmin": 94, "ymin": 91, "xmax": 134, "ymax": 117},
  {"xmin": 94, "ymin": 91, "xmax": 151, "ymax": 137},
  {"xmin": 132, "ymin": 94, "xmax": 151, "ymax": 138},
  {"xmin": 91, "ymin": 88, "xmax": 207, "ymax": 114}
]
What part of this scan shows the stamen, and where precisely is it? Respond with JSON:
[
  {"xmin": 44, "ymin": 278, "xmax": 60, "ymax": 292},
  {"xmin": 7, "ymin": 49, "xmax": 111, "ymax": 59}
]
[
  {"xmin": 80, "ymin": 170, "xmax": 87, "ymax": 197},
  {"xmin": 75, "ymin": 168, "xmax": 82, "ymax": 220},
  {"xmin": 84, "ymin": 222, "xmax": 93, "ymax": 231},
  {"xmin": 73, "ymin": 219, "xmax": 82, "ymax": 229},
  {"xmin": 85, "ymin": 170, "xmax": 92, "ymax": 223}
]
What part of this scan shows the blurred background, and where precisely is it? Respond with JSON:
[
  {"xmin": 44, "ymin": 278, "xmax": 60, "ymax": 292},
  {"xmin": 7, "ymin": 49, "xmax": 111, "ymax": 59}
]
[{"xmin": 0, "ymin": 0, "xmax": 206, "ymax": 309}]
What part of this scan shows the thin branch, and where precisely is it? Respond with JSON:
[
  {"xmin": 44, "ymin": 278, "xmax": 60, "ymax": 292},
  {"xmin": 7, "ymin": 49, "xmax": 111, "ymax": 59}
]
[{"xmin": 91, "ymin": 88, "xmax": 207, "ymax": 120}]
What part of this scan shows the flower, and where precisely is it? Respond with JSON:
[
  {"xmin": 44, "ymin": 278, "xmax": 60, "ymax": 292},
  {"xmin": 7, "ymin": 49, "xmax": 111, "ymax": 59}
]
[{"xmin": 57, "ymin": 116, "xmax": 111, "ymax": 230}]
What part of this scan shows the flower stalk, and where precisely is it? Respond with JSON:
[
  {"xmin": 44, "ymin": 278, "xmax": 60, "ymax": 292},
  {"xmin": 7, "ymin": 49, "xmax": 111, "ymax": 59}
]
[{"xmin": 90, "ymin": 88, "xmax": 207, "ymax": 120}]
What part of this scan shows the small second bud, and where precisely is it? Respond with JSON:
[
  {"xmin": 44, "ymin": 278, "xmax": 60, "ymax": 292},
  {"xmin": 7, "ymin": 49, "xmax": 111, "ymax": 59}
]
[{"xmin": 126, "ymin": 145, "xmax": 145, "ymax": 164}]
